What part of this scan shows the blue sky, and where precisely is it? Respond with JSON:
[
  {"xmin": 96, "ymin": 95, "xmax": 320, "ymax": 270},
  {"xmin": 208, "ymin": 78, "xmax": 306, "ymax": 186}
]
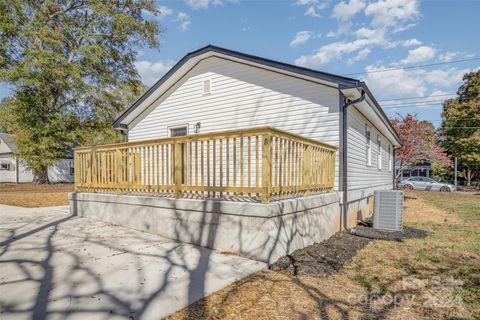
[{"xmin": 1, "ymin": 0, "xmax": 479, "ymax": 126}]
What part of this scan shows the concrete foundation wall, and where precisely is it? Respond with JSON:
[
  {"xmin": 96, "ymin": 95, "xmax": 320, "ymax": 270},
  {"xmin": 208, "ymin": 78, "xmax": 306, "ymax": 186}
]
[{"xmin": 70, "ymin": 192, "xmax": 342, "ymax": 264}]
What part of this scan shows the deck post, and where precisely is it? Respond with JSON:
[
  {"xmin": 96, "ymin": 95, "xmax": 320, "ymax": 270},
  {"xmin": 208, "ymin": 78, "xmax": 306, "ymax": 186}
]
[
  {"xmin": 262, "ymin": 132, "xmax": 272, "ymax": 203},
  {"xmin": 174, "ymin": 142, "xmax": 182, "ymax": 198},
  {"xmin": 329, "ymin": 151, "xmax": 335, "ymax": 192},
  {"xmin": 92, "ymin": 148, "xmax": 97, "ymax": 193},
  {"xmin": 116, "ymin": 149, "xmax": 124, "ymax": 186},
  {"xmin": 302, "ymin": 145, "xmax": 312, "ymax": 196}
]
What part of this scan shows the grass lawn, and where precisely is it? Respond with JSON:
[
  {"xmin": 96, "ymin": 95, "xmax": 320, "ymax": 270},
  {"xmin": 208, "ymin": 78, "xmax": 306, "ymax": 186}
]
[
  {"xmin": 168, "ymin": 191, "xmax": 480, "ymax": 320},
  {"xmin": 0, "ymin": 183, "xmax": 74, "ymax": 207}
]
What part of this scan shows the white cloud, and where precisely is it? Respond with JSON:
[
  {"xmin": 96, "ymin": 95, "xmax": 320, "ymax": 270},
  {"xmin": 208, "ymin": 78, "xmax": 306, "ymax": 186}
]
[
  {"xmin": 135, "ymin": 60, "xmax": 176, "ymax": 86},
  {"xmin": 327, "ymin": 0, "xmax": 366, "ymax": 36},
  {"xmin": 400, "ymin": 46, "xmax": 436, "ymax": 64},
  {"xmin": 157, "ymin": 6, "xmax": 173, "ymax": 18},
  {"xmin": 365, "ymin": 0, "xmax": 419, "ymax": 29},
  {"xmin": 438, "ymin": 51, "xmax": 457, "ymax": 62},
  {"xmin": 297, "ymin": 0, "xmax": 328, "ymax": 18},
  {"xmin": 348, "ymin": 48, "xmax": 371, "ymax": 64},
  {"xmin": 362, "ymin": 66, "xmax": 427, "ymax": 97},
  {"xmin": 175, "ymin": 12, "xmax": 191, "ymax": 31},
  {"xmin": 295, "ymin": 39, "xmax": 377, "ymax": 67},
  {"xmin": 402, "ymin": 38, "xmax": 422, "ymax": 47},
  {"xmin": 423, "ymin": 68, "xmax": 471, "ymax": 87},
  {"xmin": 305, "ymin": 5, "xmax": 322, "ymax": 17},
  {"xmin": 332, "ymin": 0, "xmax": 366, "ymax": 21},
  {"xmin": 393, "ymin": 22, "xmax": 417, "ymax": 33},
  {"xmin": 290, "ymin": 31, "xmax": 314, "ymax": 47},
  {"xmin": 380, "ymin": 89, "xmax": 452, "ymax": 109},
  {"xmin": 185, "ymin": 0, "xmax": 212, "ymax": 10},
  {"xmin": 361, "ymin": 66, "xmax": 472, "ymax": 100},
  {"xmin": 142, "ymin": 6, "xmax": 172, "ymax": 19},
  {"xmin": 185, "ymin": 0, "xmax": 236, "ymax": 10}
]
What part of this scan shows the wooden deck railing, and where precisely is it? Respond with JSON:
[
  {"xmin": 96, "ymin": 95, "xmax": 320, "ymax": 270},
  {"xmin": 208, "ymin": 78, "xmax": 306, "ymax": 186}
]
[{"xmin": 74, "ymin": 127, "xmax": 337, "ymax": 202}]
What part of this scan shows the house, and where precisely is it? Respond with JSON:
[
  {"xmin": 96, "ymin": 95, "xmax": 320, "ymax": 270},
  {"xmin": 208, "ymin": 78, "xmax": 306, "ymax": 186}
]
[
  {"xmin": 395, "ymin": 161, "xmax": 431, "ymax": 180},
  {"xmin": 70, "ymin": 45, "xmax": 402, "ymax": 263},
  {"xmin": 0, "ymin": 133, "xmax": 74, "ymax": 183}
]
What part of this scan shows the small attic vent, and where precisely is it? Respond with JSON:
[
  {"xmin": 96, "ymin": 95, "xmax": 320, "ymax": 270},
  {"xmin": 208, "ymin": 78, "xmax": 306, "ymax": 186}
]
[{"xmin": 203, "ymin": 79, "xmax": 211, "ymax": 95}]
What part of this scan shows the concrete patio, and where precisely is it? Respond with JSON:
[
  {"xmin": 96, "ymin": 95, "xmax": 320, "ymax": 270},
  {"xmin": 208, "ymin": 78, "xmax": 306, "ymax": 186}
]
[{"xmin": 0, "ymin": 204, "xmax": 265, "ymax": 320}]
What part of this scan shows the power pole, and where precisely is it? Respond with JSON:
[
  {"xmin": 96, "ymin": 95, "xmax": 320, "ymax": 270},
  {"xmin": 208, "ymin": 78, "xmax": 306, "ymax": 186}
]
[{"xmin": 454, "ymin": 156, "xmax": 458, "ymax": 189}]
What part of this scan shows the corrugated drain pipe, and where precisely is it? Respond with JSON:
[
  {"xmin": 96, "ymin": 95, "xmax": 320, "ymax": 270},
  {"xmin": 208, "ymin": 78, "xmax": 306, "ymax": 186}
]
[{"xmin": 341, "ymin": 88, "xmax": 365, "ymax": 232}]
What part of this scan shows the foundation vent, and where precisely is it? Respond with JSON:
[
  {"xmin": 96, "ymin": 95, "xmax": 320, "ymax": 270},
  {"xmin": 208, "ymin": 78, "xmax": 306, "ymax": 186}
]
[{"xmin": 373, "ymin": 190, "xmax": 404, "ymax": 231}]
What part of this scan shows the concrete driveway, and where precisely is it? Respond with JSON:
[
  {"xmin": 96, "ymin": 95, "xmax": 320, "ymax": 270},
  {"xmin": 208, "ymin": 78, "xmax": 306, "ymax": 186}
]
[{"xmin": 0, "ymin": 204, "xmax": 265, "ymax": 320}]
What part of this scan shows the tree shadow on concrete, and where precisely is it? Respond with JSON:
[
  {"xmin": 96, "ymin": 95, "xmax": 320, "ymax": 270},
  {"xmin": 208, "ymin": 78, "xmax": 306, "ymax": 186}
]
[{"xmin": 0, "ymin": 204, "xmax": 258, "ymax": 320}]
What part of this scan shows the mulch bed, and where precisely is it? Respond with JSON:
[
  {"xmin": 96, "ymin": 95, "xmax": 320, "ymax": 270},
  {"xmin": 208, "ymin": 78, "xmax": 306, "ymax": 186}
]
[{"xmin": 271, "ymin": 226, "xmax": 427, "ymax": 277}]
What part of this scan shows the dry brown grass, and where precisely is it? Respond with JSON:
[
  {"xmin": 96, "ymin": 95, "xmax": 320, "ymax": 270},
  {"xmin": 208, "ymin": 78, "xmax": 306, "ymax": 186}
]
[
  {"xmin": 167, "ymin": 191, "xmax": 480, "ymax": 320},
  {"xmin": 0, "ymin": 183, "xmax": 74, "ymax": 207}
]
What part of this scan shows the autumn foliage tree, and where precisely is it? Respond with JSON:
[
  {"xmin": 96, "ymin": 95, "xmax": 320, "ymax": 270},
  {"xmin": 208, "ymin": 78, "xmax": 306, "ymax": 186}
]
[
  {"xmin": 390, "ymin": 114, "xmax": 452, "ymax": 181},
  {"xmin": 441, "ymin": 71, "xmax": 480, "ymax": 187}
]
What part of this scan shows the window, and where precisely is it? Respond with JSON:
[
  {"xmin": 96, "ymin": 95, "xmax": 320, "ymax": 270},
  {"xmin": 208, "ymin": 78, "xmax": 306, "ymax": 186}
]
[
  {"xmin": 70, "ymin": 167, "xmax": 74, "ymax": 176},
  {"xmin": 388, "ymin": 145, "xmax": 392, "ymax": 172},
  {"xmin": 377, "ymin": 136, "xmax": 382, "ymax": 170},
  {"xmin": 365, "ymin": 125, "xmax": 371, "ymax": 166},
  {"xmin": 203, "ymin": 79, "xmax": 211, "ymax": 95},
  {"xmin": 0, "ymin": 163, "xmax": 10, "ymax": 170},
  {"xmin": 170, "ymin": 126, "xmax": 188, "ymax": 137}
]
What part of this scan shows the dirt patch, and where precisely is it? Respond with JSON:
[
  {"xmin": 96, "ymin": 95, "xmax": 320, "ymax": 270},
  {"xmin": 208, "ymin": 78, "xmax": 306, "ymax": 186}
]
[
  {"xmin": 0, "ymin": 183, "xmax": 73, "ymax": 207},
  {"xmin": 271, "ymin": 226, "xmax": 427, "ymax": 277},
  {"xmin": 352, "ymin": 225, "xmax": 428, "ymax": 241},
  {"xmin": 271, "ymin": 232, "xmax": 371, "ymax": 277}
]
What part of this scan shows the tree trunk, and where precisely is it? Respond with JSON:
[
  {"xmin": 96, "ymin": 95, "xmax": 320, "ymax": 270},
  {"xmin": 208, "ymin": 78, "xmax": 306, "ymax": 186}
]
[
  {"xmin": 33, "ymin": 168, "xmax": 50, "ymax": 184},
  {"xmin": 466, "ymin": 169, "xmax": 472, "ymax": 187}
]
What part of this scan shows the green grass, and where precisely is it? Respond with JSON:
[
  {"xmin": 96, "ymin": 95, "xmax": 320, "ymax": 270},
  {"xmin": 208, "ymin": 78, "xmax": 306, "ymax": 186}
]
[
  {"xmin": 414, "ymin": 191, "xmax": 480, "ymax": 222},
  {"xmin": 349, "ymin": 191, "xmax": 480, "ymax": 319}
]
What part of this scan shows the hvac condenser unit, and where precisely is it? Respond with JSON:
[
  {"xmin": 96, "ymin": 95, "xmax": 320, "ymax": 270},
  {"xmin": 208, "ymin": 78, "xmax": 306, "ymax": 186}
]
[{"xmin": 373, "ymin": 190, "xmax": 404, "ymax": 231}]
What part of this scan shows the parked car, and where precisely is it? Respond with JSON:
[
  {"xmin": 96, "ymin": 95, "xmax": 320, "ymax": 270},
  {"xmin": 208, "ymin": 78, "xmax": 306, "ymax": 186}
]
[{"xmin": 398, "ymin": 177, "xmax": 456, "ymax": 192}]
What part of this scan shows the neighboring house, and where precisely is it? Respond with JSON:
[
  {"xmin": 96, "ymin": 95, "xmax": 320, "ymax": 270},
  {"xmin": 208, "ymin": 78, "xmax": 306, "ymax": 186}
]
[
  {"xmin": 71, "ymin": 45, "xmax": 402, "ymax": 263},
  {"xmin": 0, "ymin": 133, "xmax": 74, "ymax": 183},
  {"xmin": 395, "ymin": 161, "xmax": 431, "ymax": 180}
]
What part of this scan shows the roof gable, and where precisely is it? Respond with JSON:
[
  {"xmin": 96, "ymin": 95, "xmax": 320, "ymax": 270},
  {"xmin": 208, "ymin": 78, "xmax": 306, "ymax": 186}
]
[
  {"xmin": 113, "ymin": 45, "xmax": 363, "ymax": 129},
  {"xmin": 114, "ymin": 45, "xmax": 401, "ymax": 146},
  {"xmin": 0, "ymin": 133, "xmax": 16, "ymax": 153}
]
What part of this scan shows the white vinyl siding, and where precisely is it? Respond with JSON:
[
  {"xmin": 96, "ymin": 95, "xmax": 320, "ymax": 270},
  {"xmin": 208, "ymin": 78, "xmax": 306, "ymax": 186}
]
[
  {"xmin": 365, "ymin": 125, "xmax": 371, "ymax": 166},
  {"xmin": 388, "ymin": 144, "xmax": 392, "ymax": 172},
  {"xmin": 128, "ymin": 56, "xmax": 341, "ymax": 189},
  {"xmin": 347, "ymin": 106, "xmax": 393, "ymax": 201},
  {"xmin": 377, "ymin": 135, "xmax": 382, "ymax": 170}
]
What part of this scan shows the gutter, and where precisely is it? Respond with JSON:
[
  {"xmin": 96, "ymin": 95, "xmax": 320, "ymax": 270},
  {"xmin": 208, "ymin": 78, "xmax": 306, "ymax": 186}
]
[{"xmin": 340, "ymin": 88, "xmax": 366, "ymax": 231}]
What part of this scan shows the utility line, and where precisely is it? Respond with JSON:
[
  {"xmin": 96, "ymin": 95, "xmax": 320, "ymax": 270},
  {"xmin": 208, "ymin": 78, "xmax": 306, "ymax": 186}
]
[
  {"xmin": 377, "ymin": 93, "xmax": 456, "ymax": 101},
  {"xmin": 382, "ymin": 103, "xmax": 444, "ymax": 109},
  {"xmin": 343, "ymin": 57, "xmax": 480, "ymax": 76},
  {"xmin": 441, "ymin": 127, "xmax": 480, "ymax": 129},
  {"xmin": 381, "ymin": 99, "xmax": 451, "ymax": 107}
]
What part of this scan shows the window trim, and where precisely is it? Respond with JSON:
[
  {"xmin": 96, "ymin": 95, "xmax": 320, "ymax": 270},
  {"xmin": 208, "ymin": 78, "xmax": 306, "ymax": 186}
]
[{"xmin": 168, "ymin": 124, "xmax": 189, "ymax": 137}]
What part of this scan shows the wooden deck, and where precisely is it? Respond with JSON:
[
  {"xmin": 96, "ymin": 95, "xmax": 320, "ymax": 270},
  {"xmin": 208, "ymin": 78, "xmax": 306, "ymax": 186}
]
[{"xmin": 74, "ymin": 127, "xmax": 337, "ymax": 202}]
